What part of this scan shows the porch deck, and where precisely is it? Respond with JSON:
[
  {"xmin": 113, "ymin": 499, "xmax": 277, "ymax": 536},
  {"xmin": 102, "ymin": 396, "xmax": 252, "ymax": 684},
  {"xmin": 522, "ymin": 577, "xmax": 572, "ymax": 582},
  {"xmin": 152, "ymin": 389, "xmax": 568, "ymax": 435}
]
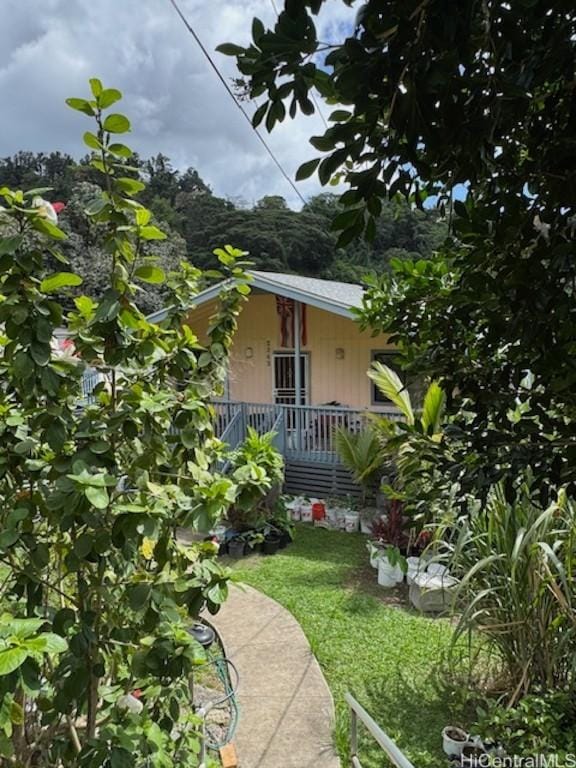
[{"xmin": 212, "ymin": 400, "xmax": 402, "ymax": 464}]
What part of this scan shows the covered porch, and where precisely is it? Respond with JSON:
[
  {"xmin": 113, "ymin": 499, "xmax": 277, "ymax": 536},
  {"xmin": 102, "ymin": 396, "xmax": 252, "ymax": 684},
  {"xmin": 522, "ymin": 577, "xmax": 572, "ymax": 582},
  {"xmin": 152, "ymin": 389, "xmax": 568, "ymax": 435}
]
[
  {"xmin": 213, "ymin": 399, "xmax": 402, "ymax": 463},
  {"xmin": 212, "ymin": 399, "xmax": 403, "ymax": 498}
]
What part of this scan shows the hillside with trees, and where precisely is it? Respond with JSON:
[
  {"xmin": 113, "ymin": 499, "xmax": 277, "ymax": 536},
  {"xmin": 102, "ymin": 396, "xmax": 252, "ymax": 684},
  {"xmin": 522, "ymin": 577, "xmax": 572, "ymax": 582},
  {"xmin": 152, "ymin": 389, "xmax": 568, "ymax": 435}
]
[{"xmin": 0, "ymin": 151, "xmax": 445, "ymax": 313}]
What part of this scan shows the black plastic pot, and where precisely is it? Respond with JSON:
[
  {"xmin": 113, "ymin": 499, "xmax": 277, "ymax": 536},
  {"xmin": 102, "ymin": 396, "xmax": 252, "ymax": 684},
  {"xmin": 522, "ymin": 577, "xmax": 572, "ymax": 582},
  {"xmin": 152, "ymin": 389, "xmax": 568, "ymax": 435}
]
[
  {"xmin": 263, "ymin": 535, "xmax": 281, "ymax": 555},
  {"xmin": 278, "ymin": 531, "xmax": 291, "ymax": 549},
  {"xmin": 228, "ymin": 539, "xmax": 246, "ymax": 558}
]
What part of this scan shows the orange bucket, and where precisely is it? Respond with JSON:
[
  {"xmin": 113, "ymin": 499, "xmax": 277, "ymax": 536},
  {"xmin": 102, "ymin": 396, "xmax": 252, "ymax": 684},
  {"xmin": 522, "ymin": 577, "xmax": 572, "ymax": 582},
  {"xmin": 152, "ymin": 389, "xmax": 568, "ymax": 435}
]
[{"xmin": 312, "ymin": 502, "xmax": 326, "ymax": 521}]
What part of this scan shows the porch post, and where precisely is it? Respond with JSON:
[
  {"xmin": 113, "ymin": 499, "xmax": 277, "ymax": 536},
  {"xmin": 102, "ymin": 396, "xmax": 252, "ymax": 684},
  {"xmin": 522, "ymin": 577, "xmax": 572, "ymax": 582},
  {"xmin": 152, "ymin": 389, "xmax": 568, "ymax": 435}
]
[{"xmin": 294, "ymin": 300, "xmax": 302, "ymax": 452}]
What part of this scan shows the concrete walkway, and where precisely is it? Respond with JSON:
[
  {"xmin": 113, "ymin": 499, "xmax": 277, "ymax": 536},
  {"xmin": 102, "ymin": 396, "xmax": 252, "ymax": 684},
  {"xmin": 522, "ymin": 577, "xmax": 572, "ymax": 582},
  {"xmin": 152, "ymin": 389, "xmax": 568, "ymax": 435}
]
[{"xmin": 210, "ymin": 585, "xmax": 340, "ymax": 768}]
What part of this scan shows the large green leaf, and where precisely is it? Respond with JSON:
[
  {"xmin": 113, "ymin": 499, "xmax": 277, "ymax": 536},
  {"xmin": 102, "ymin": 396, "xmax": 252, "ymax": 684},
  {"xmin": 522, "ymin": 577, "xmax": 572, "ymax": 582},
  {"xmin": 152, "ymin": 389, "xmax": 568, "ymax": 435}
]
[
  {"xmin": 26, "ymin": 633, "xmax": 68, "ymax": 655},
  {"xmin": 367, "ymin": 362, "xmax": 414, "ymax": 425},
  {"xmin": 134, "ymin": 265, "xmax": 166, "ymax": 284},
  {"xmin": 99, "ymin": 88, "xmax": 122, "ymax": 109},
  {"xmin": 421, "ymin": 381, "xmax": 446, "ymax": 434},
  {"xmin": 85, "ymin": 485, "xmax": 109, "ymax": 509},
  {"xmin": 40, "ymin": 272, "xmax": 83, "ymax": 293},
  {"xmin": 103, "ymin": 113, "xmax": 131, "ymax": 133},
  {"xmin": 0, "ymin": 648, "xmax": 28, "ymax": 676}
]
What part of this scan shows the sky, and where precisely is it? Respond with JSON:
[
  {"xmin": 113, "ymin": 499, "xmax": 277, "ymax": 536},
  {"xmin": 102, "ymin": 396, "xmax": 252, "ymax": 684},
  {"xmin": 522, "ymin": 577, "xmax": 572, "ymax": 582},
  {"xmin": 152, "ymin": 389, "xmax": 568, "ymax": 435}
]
[{"xmin": 0, "ymin": 0, "xmax": 355, "ymax": 209}]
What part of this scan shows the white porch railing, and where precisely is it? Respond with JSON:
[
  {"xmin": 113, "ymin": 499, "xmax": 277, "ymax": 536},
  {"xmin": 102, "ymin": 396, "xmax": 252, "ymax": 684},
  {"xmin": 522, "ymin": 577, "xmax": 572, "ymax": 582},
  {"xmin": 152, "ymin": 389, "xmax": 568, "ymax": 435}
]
[
  {"xmin": 211, "ymin": 401, "xmax": 403, "ymax": 463},
  {"xmin": 345, "ymin": 692, "xmax": 416, "ymax": 768}
]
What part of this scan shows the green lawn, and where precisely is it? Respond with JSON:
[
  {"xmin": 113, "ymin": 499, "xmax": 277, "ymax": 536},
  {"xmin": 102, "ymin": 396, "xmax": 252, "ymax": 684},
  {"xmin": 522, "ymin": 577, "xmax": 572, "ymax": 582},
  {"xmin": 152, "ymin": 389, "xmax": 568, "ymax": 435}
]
[{"xmin": 231, "ymin": 525, "xmax": 472, "ymax": 768}]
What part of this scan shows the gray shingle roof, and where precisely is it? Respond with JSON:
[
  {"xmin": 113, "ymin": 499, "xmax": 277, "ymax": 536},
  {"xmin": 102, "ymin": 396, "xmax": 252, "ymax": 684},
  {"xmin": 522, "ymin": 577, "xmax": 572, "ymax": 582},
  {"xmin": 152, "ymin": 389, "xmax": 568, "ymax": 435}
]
[
  {"xmin": 249, "ymin": 271, "xmax": 364, "ymax": 314},
  {"xmin": 146, "ymin": 270, "xmax": 365, "ymax": 323}
]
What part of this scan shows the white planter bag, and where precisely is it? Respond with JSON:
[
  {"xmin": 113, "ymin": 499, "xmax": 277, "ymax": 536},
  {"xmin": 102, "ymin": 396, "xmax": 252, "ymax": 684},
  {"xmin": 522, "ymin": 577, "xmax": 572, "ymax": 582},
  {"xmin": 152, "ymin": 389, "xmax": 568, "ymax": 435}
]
[
  {"xmin": 368, "ymin": 544, "xmax": 382, "ymax": 568},
  {"xmin": 344, "ymin": 511, "xmax": 359, "ymax": 533},
  {"xmin": 409, "ymin": 572, "xmax": 458, "ymax": 612},
  {"xmin": 377, "ymin": 556, "xmax": 404, "ymax": 587},
  {"xmin": 285, "ymin": 497, "xmax": 303, "ymax": 522},
  {"xmin": 406, "ymin": 556, "xmax": 421, "ymax": 585}
]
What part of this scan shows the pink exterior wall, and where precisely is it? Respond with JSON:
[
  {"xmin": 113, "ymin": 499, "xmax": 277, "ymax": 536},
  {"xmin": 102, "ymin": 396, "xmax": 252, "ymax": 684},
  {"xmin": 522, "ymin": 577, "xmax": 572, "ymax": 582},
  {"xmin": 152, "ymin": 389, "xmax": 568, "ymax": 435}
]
[{"xmin": 187, "ymin": 292, "xmax": 393, "ymax": 410}]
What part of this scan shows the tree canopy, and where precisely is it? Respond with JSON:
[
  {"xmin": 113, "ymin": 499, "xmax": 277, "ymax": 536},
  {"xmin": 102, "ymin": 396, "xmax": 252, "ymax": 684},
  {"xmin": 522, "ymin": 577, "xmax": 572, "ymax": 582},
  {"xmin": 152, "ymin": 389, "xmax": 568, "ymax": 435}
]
[
  {"xmin": 0, "ymin": 150, "xmax": 445, "ymax": 311},
  {"xmin": 221, "ymin": 0, "xmax": 576, "ymax": 499}
]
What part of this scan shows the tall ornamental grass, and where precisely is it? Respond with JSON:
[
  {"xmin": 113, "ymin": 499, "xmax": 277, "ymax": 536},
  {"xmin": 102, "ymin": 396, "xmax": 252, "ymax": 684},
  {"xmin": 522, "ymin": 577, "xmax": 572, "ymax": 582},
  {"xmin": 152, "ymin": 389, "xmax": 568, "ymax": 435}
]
[{"xmin": 448, "ymin": 483, "xmax": 576, "ymax": 703}]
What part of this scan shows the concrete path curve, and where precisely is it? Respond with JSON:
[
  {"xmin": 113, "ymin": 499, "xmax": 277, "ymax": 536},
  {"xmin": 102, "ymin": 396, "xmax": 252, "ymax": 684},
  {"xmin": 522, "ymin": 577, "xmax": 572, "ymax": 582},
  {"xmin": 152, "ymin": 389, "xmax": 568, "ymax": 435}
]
[{"xmin": 210, "ymin": 584, "xmax": 340, "ymax": 768}]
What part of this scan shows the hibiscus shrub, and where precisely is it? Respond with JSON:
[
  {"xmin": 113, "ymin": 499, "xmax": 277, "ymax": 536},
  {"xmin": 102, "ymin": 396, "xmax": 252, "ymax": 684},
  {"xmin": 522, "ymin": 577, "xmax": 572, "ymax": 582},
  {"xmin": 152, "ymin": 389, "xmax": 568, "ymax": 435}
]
[{"xmin": 0, "ymin": 79, "xmax": 267, "ymax": 766}]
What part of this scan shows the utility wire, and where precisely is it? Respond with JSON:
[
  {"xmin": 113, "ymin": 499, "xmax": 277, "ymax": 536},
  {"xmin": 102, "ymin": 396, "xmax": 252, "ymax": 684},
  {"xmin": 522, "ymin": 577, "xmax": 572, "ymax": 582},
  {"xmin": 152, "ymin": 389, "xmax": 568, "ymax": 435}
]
[{"xmin": 167, "ymin": 0, "xmax": 307, "ymax": 206}]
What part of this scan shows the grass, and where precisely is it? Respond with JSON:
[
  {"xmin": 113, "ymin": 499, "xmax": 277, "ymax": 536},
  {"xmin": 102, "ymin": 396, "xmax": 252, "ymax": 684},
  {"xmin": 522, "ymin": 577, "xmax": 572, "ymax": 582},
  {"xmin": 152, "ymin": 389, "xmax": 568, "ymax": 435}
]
[{"xmin": 231, "ymin": 525, "xmax": 474, "ymax": 768}]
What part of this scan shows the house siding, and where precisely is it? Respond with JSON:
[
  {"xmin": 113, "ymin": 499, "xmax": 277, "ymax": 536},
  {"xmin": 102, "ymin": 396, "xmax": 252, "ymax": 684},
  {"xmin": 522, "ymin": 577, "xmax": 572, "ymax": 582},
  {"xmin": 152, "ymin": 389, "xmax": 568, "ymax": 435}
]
[{"xmin": 187, "ymin": 292, "xmax": 393, "ymax": 410}]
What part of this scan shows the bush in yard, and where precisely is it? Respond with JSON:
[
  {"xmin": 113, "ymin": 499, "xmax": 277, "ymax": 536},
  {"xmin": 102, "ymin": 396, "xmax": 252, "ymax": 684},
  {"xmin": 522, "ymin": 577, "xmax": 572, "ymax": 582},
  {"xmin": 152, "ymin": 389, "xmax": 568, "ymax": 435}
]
[
  {"xmin": 0, "ymin": 79, "xmax": 265, "ymax": 767},
  {"xmin": 474, "ymin": 691, "xmax": 576, "ymax": 760},
  {"xmin": 226, "ymin": 427, "xmax": 285, "ymax": 530},
  {"xmin": 446, "ymin": 480, "xmax": 576, "ymax": 703}
]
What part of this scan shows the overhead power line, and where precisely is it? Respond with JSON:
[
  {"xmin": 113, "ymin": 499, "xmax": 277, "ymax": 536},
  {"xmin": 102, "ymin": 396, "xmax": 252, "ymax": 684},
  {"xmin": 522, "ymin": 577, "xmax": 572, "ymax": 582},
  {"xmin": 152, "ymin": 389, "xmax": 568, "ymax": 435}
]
[{"xmin": 167, "ymin": 0, "xmax": 307, "ymax": 206}]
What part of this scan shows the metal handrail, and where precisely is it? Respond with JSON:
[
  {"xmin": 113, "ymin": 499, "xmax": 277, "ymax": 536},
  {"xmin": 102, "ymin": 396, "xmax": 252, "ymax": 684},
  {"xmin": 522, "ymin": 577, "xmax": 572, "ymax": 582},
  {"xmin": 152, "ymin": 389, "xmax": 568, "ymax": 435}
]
[
  {"xmin": 213, "ymin": 399, "xmax": 402, "ymax": 417},
  {"xmin": 345, "ymin": 692, "xmax": 416, "ymax": 768}
]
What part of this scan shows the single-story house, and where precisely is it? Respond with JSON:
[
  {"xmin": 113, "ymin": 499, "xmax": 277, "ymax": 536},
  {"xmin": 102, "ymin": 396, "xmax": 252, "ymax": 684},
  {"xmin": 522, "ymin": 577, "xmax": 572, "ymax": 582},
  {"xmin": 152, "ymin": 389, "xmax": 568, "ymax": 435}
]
[
  {"xmin": 151, "ymin": 271, "xmax": 402, "ymax": 496},
  {"xmin": 152, "ymin": 270, "xmax": 397, "ymax": 412}
]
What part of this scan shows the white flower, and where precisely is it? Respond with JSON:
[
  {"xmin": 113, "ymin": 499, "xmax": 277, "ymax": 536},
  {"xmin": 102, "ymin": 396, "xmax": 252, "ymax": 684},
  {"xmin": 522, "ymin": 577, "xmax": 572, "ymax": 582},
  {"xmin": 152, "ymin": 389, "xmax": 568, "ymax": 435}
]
[
  {"xmin": 117, "ymin": 693, "xmax": 144, "ymax": 715},
  {"xmin": 32, "ymin": 197, "xmax": 58, "ymax": 225},
  {"xmin": 533, "ymin": 214, "xmax": 550, "ymax": 242}
]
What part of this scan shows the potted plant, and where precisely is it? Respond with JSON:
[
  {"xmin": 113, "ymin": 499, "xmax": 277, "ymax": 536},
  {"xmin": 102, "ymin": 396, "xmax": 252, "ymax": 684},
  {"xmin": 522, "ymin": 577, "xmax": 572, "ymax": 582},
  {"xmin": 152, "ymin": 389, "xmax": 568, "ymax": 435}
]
[
  {"xmin": 245, "ymin": 530, "xmax": 265, "ymax": 553},
  {"xmin": 262, "ymin": 531, "xmax": 281, "ymax": 555},
  {"xmin": 227, "ymin": 535, "xmax": 247, "ymax": 559},
  {"xmin": 442, "ymin": 726, "xmax": 470, "ymax": 758},
  {"xmin": 370, "ymin": 501, "xmax": 410, "ymax": 586},
  {"xmin": 360, "ymin": 505, "xmax": 378, "ymax": 534},
  {"xmin": 335, "ymin": 426, "xmax": 385, "ymax": 523}
]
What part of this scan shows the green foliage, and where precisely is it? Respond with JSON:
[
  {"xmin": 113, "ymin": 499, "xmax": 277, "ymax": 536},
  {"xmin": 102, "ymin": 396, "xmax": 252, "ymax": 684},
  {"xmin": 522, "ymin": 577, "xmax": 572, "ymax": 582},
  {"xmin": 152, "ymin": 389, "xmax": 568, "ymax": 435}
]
[
  {"xmin": 0, "ymin": 615, "xmax": 67, "ymax": 675},
  {"xmin": 334, "ymin": 426, "xmax": 384, "ymax": 503},
  {"xmin": 447, "ymin": 482, "xmax": 576, "ymax": 701},
  {"xmin": 474, "ymin": 691, "xmax": 576, "ymax": 759},
  {"xmin": 368, "ymin": 362, "xmax": 414, "ymax": 425},
  {"xmin": 0, "ymin": 80, "xmax": 254, "ymax": 766},
  {"xmin": 228, "ymin": 428, "xmax": 285, "ymax": 529},
  {"xmin": 224, "ymin": 0, "xmax": 576, "ymax": 501},
  {"xmin": 0, "ymin": 154, "xmax": 445, "ymax": 288},
  {"xmin": 368, "ymin": 362, "xmax": 448, "ymax": 525}
]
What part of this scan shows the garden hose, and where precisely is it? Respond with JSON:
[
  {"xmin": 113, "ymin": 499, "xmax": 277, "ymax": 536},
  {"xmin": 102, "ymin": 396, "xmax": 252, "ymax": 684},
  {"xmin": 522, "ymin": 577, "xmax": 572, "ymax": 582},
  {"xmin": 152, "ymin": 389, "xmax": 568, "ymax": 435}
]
[{"xmin": 194, "ymin": 618, "xmax": 240, "ymax": 753}]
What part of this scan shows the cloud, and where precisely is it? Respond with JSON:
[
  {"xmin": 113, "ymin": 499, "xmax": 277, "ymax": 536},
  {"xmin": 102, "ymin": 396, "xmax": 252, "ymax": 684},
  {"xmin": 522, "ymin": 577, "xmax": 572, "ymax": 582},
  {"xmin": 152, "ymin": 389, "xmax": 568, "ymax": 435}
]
[{"xmin": 0, "ymin": 0, "xmax": 355, "ymax": 208}]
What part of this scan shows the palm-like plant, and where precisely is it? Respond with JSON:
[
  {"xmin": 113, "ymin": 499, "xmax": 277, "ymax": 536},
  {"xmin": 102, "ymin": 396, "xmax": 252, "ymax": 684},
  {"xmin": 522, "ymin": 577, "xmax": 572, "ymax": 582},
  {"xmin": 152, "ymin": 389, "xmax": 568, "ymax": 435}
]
[
  {"xmin": 366, "ymin": 362, "xmax": 448, "ymax": 520},
  {"xmin": 367, "ymin": 360, "xmax": 445, "ymax": 435},
  {"xmin": 334, "ymin": 425, "xmax": 386, "ymax": 505}
]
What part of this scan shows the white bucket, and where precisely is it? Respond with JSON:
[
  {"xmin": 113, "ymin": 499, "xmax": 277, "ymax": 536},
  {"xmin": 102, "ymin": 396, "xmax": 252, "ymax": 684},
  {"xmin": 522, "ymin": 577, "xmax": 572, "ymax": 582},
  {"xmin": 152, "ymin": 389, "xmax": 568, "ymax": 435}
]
[
  {"xmin": 378, "ymin": 556, "xmax": 404, "ymax": 587},
  {"xmin": 406, "ymin": 556, "xmax": 421, "ymax": 585},
  {"xmin": 335, "ymin": 508, "xmax": 347, "ymax": 530},
  {"xmin": 300, "ymin": 503, "xmax": 313, "ymax": 523},
  {"xmin": 325, "ymin": 507, "xmax": 338, "ymax": 526},
  {"xmin": 285, "ymin": 498, "xmax": 302, "ymax": 522},
  {"xmin": 344, "ymin": 512, "xmax": 359, "ymax": 533},
  {"xmin": 212, "ymin": 524, "xmax": 227, "ymax": 542}
]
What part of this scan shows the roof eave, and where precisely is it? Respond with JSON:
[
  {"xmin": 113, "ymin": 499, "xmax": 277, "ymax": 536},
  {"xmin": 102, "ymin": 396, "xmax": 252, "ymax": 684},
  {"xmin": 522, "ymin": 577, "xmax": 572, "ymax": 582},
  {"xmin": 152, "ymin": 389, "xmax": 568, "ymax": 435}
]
[{"xmin": 146, "ymin": 271, "xmax": 359, "ymax": 323}]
